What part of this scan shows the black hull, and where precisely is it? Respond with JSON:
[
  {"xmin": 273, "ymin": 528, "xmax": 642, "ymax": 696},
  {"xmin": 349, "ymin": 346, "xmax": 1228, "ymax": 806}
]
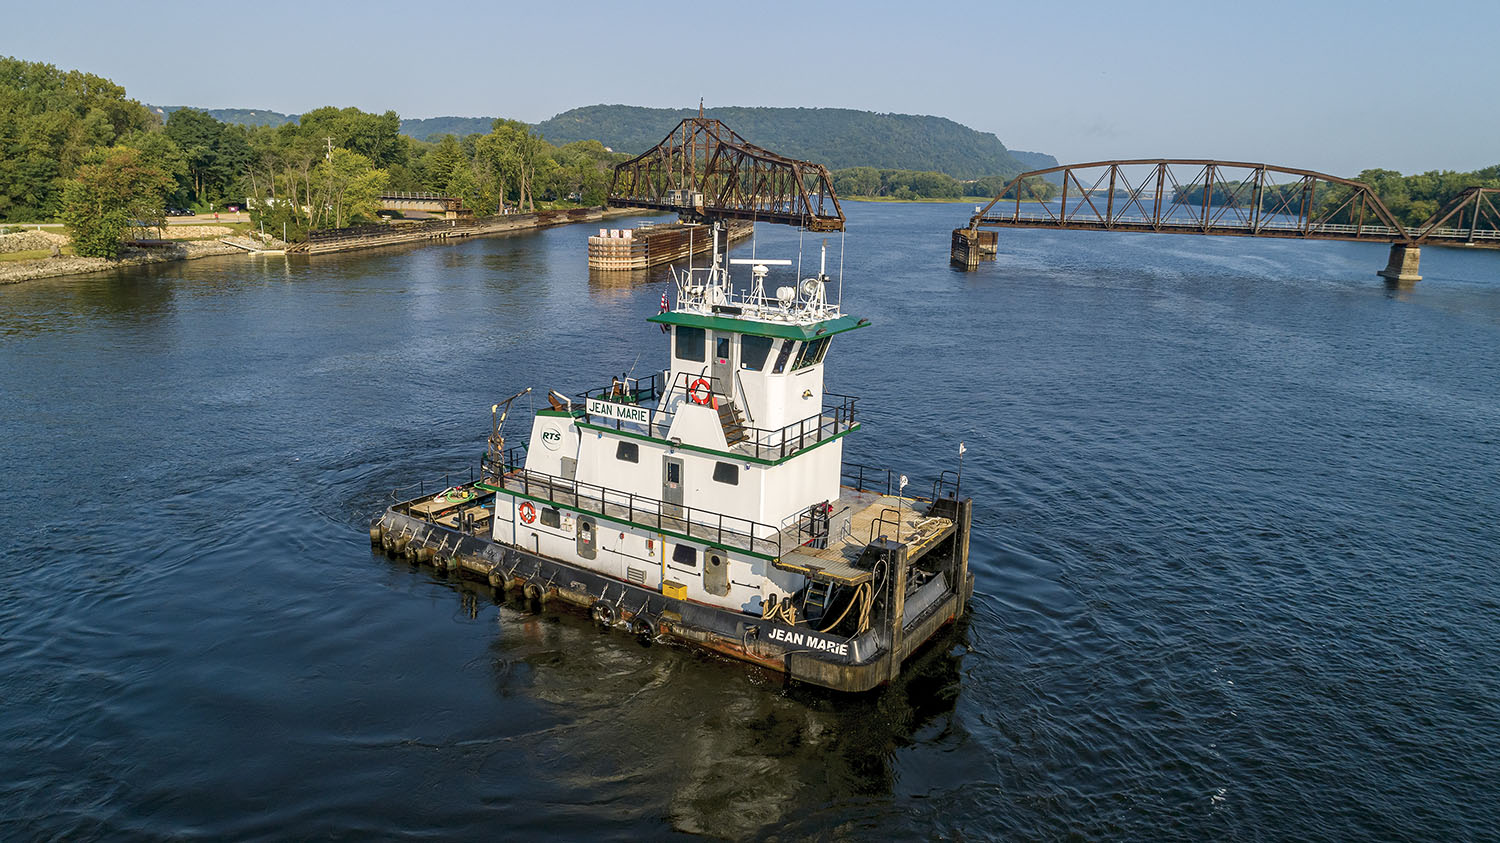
[{"xmin": 371, "ymin": 496, "xmax": 974, "ymax": 693}]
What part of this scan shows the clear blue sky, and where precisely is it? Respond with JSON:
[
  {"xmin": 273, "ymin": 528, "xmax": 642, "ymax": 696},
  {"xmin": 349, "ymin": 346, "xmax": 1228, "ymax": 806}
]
[{"xmin": 5, "ymin": 0, "xmax": 1496, "ymax": 176}]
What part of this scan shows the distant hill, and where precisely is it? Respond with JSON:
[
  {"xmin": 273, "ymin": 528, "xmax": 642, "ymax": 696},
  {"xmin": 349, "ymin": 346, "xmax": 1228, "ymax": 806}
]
[
  {"xmin": 1009, "ymin": 150, "xmax": 1060, "ymax": 171},
  {"xmin": 151, "ymin": 105, "xmax": 296, "ymax": 126},
  {"xmin": 536, "ymin": 105, "xmax": 1038, "ymax": 179},
  {"xmin": 399, "ymin": 116, "xmax": 497, "ymax": 140},
  {"xmin": 155, "ymin": 102, "xmax": 1052, "ymax": 179}
]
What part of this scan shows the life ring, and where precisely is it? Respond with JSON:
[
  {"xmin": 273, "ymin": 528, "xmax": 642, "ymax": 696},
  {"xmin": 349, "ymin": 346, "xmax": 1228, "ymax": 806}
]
[
  {"xmin": 519, "ymin": 501, "xmax": 537, "ymax": 524},
  {"xmin": 688, "ymin": 377, "xmax": 715, "ymax": 407}
]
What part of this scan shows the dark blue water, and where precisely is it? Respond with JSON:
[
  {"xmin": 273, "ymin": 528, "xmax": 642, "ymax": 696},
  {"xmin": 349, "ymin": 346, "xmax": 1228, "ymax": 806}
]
[{"xmin": 3, "ymin": 203, "xmax": 1498, "ymax": 840}]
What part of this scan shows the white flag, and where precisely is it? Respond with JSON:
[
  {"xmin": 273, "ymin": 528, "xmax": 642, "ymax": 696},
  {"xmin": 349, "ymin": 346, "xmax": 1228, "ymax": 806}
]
[
  {"xmin": 899, "ymin": 474, "xmax": 908, "ymax": 490},
  {"xmin": 959, "ymin": 442, "xmax": 967, "ymax": 455}
]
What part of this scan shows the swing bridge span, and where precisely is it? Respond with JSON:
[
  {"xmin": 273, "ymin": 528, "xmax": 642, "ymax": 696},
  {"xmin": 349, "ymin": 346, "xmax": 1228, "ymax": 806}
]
[{"xmin": 950, "ymin": 160, "xmax": 1500, "ymax": 282}]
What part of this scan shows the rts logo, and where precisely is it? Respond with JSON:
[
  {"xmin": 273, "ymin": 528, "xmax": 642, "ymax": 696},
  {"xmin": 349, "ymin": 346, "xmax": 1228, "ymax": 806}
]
[{"xmin": 540, "ymin": 426, "xmax": 563, "ymax": 450}]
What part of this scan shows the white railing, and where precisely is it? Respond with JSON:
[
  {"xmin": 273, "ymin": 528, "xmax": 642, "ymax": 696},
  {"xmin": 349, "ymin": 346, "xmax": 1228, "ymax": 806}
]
[{"xmin": 976, "ymin": 211, "xmax": 1500, "ymax": 242}]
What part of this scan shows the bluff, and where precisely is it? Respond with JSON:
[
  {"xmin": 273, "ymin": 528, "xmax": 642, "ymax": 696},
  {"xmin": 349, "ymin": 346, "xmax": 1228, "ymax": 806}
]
[{"xmin": 536, "ymin": 105, "xmax": 1039, "ymax": 179}]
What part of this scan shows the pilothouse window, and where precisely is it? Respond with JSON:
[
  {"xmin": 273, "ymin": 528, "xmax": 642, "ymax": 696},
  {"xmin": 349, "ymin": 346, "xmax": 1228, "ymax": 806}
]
[
  {"xmin": 771, "ymin": 340, "xmax": 795, "ymax": 374},
  {"xmin": 793, "ymin": 336, "xmax": 830, "ymax": 370},
  {"xmin": 675, "ymin": 326, "xmax": 705, "ymax": 362},
  {"xmin": 740, "ymin": 335, "xmax": 772, "ymax": 371}
]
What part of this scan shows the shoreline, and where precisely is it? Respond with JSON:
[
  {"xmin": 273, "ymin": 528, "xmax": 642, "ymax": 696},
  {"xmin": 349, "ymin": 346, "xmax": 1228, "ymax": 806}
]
[
  {"xmin": 0, "ymin": 239, "xmax": 252, "ymax": 285},
  {"xmin": 0, "ymin": 206, "xmax": 649, "ymax": 286}
]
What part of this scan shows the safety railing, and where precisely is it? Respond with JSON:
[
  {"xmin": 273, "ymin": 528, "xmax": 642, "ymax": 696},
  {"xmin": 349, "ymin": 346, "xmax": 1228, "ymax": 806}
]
[
  {"xmin": 576, "ymin": 372, "xmax": 665, "ymax": 407},
  {"xmin": 480, "ymin": 444, "xmax": 529, "ymax": 484},
  {"xmin": 389, "ymin": 465, "xmax": 480, "ymax": 501},
  {"xmin": 576, "ymin": 370, "xmax": 858, "ymax": 460},
  {"xmin": 498, "ymin": 467, "xmax": 785, "ymax": 556}
]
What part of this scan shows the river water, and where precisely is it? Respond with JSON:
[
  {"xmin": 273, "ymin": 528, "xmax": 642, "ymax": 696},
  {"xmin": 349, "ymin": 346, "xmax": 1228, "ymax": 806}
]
[{"xmin": 2, "ymin": 202, "xmax": 1498, "ymax": 840}]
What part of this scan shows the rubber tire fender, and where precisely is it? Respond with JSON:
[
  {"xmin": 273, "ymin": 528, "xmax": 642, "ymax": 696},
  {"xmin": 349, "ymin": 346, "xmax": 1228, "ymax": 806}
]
[{"xmin": 590, "ymin": 601, "xmax": 618, "ymax": 628}]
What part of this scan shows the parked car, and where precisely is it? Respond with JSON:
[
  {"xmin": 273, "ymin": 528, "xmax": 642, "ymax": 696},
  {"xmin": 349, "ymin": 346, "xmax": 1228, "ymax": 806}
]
[{"xmin": 166, "ymin": 208, "xmax": 192, "ymax": 217}]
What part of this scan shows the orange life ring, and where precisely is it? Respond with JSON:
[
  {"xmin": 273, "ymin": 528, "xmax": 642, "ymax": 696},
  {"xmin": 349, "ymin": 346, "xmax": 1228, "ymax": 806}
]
[
  {"xmin": 688, "ymin": 377, "xmax": 715, "ymax": 408},
  {"xmin": 519, "ymin": 501, "xmax": 537, "ymax": 524}
]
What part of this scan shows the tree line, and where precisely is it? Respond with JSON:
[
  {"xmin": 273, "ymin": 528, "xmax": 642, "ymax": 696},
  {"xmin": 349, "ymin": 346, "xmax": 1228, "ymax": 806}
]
[
  {"xmin": 832, "ymin": 167, "xmax": 1058, "ymax": 201},
  {"xmin": 0, "ymin": 57, "xmax": 625, "ymax": 255},
  {"xmin": 1171, "ymin": 167, "xmax": 1500, "ymax": 227}
]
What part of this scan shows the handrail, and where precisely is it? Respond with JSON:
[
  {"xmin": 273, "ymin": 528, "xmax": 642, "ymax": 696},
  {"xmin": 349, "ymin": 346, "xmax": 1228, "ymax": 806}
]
[
  {"xmin": 577, "ymin": 370, "xmax": 859, "ymax": 460},
  {"xmin": 733, "ymin": 369, "xmax": 756, "ymax": 427},
  {"xmin": 497, "ymin": 466, "xmax": 787, "ymax": 556},
  {"xmin": 389, "ymin": 464, "xmax": 479, "ymax": 501}
]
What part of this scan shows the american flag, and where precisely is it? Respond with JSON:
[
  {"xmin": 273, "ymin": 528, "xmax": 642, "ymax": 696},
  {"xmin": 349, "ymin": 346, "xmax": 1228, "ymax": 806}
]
[{"xmin": 659, "ymin": 292, "xmax": 669, "ymax": 312}]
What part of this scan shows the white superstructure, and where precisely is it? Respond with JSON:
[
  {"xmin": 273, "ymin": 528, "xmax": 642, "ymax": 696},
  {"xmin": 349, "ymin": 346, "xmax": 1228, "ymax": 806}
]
[{"xmin": 480, "ymin": 228, "xmax": 869, "ymax": 615}]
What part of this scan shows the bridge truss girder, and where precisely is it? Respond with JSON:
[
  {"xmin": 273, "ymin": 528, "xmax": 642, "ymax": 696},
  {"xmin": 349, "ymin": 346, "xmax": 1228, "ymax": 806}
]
[
  {"xmin": 1412, "ymin": 187, "xmax": 1500, "ymax": 244},
  {"xmin": 608, "ymin": 117, "xmax": 845, "ymax": 232},
  {"xmin": 970, "ymin": 160, "xmax": 1414, "ymax": 245}
]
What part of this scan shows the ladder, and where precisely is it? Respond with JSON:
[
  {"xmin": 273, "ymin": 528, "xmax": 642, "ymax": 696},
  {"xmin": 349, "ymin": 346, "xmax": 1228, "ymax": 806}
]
[
  {"xmin": 717, "ymin": 398, "xmax": 749, "ymax": 447},
  {"xmin": 803, "ymin": 580, "xmax": 832, "ymax": 616}
]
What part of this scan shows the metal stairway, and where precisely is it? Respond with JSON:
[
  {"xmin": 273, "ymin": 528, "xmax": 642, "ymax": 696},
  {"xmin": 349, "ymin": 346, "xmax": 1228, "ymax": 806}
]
[{"xmin": 717, "ymin": 398, "xmax": 749, "ymax": 447}]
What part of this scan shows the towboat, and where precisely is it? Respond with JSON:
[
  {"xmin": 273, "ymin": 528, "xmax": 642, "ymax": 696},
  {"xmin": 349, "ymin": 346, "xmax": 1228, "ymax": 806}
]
[{"xmin": 371, "ymin": 230, "xmax": 973, "ymax": 692}]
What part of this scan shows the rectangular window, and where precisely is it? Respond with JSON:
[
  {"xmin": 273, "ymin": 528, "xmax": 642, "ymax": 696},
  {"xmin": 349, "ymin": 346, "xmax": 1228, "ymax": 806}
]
[
  {"xmin": 616, "ymin": 441, "xmax": 639, "ymax": 463},
  {"xmin": 541, "ymin": 507, "xmax": 560, "ymax": 528},
  {"xmin": 712, "ymin": 462, "xmax": 739, "ymax": 485},
  {"xmin": 715, "ymin": 336, "xmax": 730, "ymax": 362},
  {"xmin": 666, "ymin": 461, "xmax": 681, "ymax": 484},
  {"xmin": 740, "ymin": 335, "xmax": 773, "ymax": 371},
  {"xmin": 672, "ymin": 544, "xmax": 697, "ymax": 567},
  {"xmin": 675, "ymin": 325, "xmax": 705, "ymax": 362},
  {"xmin": 771, "ymin": 340, "xmax": 796, "ymax": 374},
  {"xmin": 793, "ymin": 336, "xmax": 830, "ymax": 370}
]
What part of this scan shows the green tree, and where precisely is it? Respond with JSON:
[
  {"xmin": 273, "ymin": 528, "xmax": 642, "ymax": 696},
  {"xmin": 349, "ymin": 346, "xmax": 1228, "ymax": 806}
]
[
  {"xmin": 311, "ymin": 148, "xmax": 388, "ymax": 228},
  {"xmin": 424, "ymin": 135, "xmax": 468, "ymax": 194},
  {"xmin": 118, "ymin": 129, "xmax": 188, "ymax": 204},
  {"xmin": 163, "ymin": 107, "xmax": 228, "ymax": 205},
  {"xmin": 0, "ymin": 56, "xmax": 151, "ymax": 220},
  {"xmin": 299, "ymin": 106, "xmax": 406, "ymax": 169},
  {"xmin": 60, "ymin": 146, "xmax": 174, "ymax": 257}
]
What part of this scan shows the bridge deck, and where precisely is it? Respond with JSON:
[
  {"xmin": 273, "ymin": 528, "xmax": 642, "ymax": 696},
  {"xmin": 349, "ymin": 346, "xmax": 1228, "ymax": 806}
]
[{"xmin": 972, "ymin": 213, "xmax": 1500, "ymax": 245}]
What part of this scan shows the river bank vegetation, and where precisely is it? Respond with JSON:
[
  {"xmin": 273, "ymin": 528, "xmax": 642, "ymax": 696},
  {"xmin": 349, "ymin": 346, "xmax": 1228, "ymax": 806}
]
[
  {"xmin": 4, "ymin": 55, "xmax": 1496, "ymax": 256},
  {"xmin": 832, "ymin": 167, "xmax": 1058, "ymax": 202},
  {"xmin": 1170, "ymin": 168, "xmax": 1500, "ymax": 227}
]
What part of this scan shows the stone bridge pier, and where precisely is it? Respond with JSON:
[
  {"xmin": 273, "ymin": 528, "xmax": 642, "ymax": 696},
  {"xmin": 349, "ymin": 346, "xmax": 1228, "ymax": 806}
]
[{"xmin": 1378, "ymin": 243, "xmax": 1421, "ymax": 283}]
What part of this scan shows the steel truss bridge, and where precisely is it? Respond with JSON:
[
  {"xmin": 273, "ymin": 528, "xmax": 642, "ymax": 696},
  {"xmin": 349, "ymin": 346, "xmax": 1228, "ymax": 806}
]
[
  {"xmin": 608, "ymin": 116, "xmax": 845, "ymax": 232},
  {"xmin": 952, "ymin": 160, "xmax": 1500, "ymax": 282}
]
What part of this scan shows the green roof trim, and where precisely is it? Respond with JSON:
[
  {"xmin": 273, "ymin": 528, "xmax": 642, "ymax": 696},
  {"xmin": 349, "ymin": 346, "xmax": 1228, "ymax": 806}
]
[{"xmin": 647, "ymin": 311, "xmax": 869, "ymax": 341}]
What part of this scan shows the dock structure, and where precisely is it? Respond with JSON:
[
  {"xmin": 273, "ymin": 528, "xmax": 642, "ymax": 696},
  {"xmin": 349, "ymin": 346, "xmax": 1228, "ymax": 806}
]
[{"xmin": 588, "ymin": 220, "xmax": 753, "ymax": 271}]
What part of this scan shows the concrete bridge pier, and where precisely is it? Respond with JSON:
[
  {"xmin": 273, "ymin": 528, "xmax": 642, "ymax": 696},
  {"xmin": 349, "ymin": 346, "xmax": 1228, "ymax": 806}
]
[
  {"xmin": 1377, "ymin": 243, "xmax": 1421, "ymax": 283},
  {"xmin": 950, "ymin": 228, "xmax": 998, "ymax": 268}
]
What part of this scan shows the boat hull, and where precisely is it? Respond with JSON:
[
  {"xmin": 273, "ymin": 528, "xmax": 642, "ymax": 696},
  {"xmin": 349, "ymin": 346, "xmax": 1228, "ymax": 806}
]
[{"xmin": 371, "ymin": 497, "xmax": 973, "ymax": 693}]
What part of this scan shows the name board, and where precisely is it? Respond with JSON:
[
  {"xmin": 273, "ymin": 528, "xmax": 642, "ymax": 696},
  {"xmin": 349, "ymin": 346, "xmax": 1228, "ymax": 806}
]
[
  {"xmin": 586, "ymin": 398, "xmax": 652, "ymax": 426},
  {"xmin": 766, "ymin": 626, "xmax": 849, "ymax": 657}
]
